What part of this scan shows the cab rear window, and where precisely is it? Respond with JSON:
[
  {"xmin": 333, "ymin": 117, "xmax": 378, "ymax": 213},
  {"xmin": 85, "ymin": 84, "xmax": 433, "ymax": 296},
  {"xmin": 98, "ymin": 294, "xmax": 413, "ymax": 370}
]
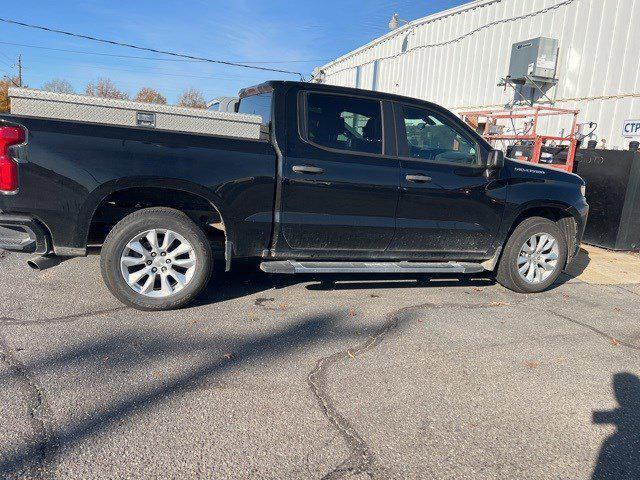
[{"xmin": 237, "ymin": 92, "xmax": 272, "ymax": 125}]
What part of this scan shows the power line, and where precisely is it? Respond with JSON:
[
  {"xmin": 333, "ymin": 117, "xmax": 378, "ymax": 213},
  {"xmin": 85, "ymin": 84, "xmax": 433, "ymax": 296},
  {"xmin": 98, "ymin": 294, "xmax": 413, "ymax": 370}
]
[
  {"xmin": 1, "ymin": 47, "xmax": 303, "ymax": 82},
  {"xmin": 0, "ymin": 17, "xmax": 306, "ymax": 80},
  {"xmin": 0, "ymin": 50, "xmax": 14, "ymax": 63},
  {"xmin": 0, "ymin": 41, "xmax": 327, "ymax": 64},
  {"xmin": 0, "ymin": 56, "xmax": 13, "ymax": 70},
  {"xmin": 0, "ymin": 50, "xmax": 16, "ymax": 74},
  {"xmin": 324, "ymin": 0, "xmax": 576, "ymax": 78},
  {"xmin": 22, "ymin": 47, "xmax": 286, "ymax": 79},
  {"xmin": 30, "ymin": 57, "xmax": 271, "ymax": 81}
]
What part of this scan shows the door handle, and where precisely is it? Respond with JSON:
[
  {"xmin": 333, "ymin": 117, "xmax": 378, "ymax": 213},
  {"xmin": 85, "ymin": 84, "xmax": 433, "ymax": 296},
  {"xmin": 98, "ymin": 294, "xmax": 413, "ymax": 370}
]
[
  {"xmin": 406, "ymin": 174, "xmax": 432, "ymax": 183},
  {"xmin": 293, "ymin": 165, "xmax": 324, "ymax": 175}
]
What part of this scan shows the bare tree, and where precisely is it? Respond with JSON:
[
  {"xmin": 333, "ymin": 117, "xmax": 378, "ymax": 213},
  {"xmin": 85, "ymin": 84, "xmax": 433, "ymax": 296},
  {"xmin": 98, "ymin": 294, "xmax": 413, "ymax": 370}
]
[
  {"xmin": 85, "ymin": 78, "xmax": 130, "ymax": 100},
  {"xmin": 0, "ymin": 76, "xmax": 20, "ymax": 112},
  {"xmin": 177, "ymin": 88, "xmax": 207, "ymax": 109},
  {"xmin": 135, "ymin": 87, "xmax": 167, "ymax": 105},
  {"xmin": 42, "ymin": 79, "xmax": 75, "ymax": 94}
]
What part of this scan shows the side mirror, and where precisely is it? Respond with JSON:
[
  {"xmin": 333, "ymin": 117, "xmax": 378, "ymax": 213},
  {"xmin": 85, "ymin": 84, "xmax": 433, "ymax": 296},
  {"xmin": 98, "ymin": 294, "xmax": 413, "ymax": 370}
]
[{"xmin": 486, "ymin": 149, "xmax": 505, "ymax": 170}]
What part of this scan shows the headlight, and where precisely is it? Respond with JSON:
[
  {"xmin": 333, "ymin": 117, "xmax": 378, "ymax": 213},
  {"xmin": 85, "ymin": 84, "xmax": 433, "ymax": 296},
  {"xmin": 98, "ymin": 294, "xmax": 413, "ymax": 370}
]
[{"xmin": 580, "ymin": 185, "xmax": 586, "ymax": 197}]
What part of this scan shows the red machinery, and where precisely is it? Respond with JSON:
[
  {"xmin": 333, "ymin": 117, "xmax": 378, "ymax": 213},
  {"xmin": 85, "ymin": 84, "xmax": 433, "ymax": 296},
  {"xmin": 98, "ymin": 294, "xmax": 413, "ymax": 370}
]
[{"xmin": 459, "ymin": 105, "xmax": 580, "ymax": 173}]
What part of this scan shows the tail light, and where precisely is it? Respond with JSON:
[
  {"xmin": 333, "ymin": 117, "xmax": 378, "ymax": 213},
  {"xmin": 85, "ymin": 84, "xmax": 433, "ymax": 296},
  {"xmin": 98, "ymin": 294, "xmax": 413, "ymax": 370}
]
[{"xmin": 0, "ymin": 126, "xmax": 26, "ymax": 192}]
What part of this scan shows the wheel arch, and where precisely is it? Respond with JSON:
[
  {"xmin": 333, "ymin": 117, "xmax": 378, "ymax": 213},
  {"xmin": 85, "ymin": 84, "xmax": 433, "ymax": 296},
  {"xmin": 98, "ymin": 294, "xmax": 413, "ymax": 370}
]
[
  {"xmin": 78, "ymin": 178, "xmax": 235, "ymax": 270},
  {"xmin": 498, "ymin": 201, "xmax": 581, "ymax": 269}
]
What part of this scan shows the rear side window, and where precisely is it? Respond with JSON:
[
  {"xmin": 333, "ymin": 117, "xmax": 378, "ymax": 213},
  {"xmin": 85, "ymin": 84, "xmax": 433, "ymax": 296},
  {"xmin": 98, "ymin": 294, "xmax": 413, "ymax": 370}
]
[
  {"xmin": 304, "ymin": 93, "xmax": 382, "ymax": 155},
  {"xmin": 237, "ymin": 92, "xmax": 272, "ymax": 125}
]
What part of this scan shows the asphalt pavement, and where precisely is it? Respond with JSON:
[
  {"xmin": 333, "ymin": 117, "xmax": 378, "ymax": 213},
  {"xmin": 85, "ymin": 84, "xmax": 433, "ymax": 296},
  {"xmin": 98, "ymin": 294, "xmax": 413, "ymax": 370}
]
[{"xmin": 1, "ymin": 248, "xmax": 639, "ymax": 479}]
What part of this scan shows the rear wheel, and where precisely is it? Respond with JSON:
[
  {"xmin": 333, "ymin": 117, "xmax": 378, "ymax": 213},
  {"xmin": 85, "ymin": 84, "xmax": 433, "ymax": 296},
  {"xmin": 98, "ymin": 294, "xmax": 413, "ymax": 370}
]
[
  {"xmin": 100, "ymin": 207, "xmax": 212, "ymax": 310},
  {"xmin": 495, "ymin": 217, "xmax": 567, "ymax": 293}
]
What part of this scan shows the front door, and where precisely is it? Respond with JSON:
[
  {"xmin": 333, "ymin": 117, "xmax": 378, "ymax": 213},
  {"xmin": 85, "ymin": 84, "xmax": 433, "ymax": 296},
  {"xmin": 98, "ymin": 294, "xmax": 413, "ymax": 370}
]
[
  {"xmin": 389, "ymin": 103, "xmax": 504, "ymax": 257},
  {"xmin": 279, "ymin": 91, "xmax": 399, "ymax": 254}
]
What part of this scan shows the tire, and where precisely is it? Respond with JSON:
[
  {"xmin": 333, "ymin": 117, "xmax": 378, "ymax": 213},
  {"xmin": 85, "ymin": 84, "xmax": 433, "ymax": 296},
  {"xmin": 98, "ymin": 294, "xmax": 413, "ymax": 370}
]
[
  {"xmin": 100, "ymin": 207, "xmax": 212, "ymax": 311},
  {"xmin": 495, "ymin": 216, "xmax": 568, "ymax": 294}
]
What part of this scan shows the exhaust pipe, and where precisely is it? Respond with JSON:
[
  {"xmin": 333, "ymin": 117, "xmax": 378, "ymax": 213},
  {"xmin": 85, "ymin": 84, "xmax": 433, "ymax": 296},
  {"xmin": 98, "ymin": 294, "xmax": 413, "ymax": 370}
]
[{"xmin": 27, "ymin": 255, "xmax": 65, "ymax": 271}]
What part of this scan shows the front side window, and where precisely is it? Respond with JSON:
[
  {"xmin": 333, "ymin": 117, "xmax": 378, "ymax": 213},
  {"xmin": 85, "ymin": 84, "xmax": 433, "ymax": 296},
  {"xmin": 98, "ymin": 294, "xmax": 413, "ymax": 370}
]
[
  {"xmin": 305, "ymin": 93, "xmax": 382, "ymax": 154},
  {"xmin": 402, "ymin": 106, "xmax": 478, "ymax": 165}
]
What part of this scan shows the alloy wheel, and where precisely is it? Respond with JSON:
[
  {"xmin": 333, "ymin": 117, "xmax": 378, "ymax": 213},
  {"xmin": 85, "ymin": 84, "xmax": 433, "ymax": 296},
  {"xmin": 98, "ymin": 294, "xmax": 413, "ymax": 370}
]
[
  {"xmin": 517, "ymin": 233, "xmax": 560, "ymax": 284},
  {"xmin": 120, "ymin": 228, "xmax": 197, "ymax": 297}
]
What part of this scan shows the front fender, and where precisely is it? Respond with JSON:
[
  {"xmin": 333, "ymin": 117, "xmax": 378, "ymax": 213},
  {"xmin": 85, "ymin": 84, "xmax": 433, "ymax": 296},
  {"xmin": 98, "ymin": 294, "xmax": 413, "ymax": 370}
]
[{"xmin": 496, "ymin": 184, "xmax": 589, "ymax": 260}]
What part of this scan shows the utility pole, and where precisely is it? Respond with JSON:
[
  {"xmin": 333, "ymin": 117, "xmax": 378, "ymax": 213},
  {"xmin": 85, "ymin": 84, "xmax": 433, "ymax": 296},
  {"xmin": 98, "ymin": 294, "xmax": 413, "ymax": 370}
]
[{"xmin": 17, "ymin": 54, "xmax": 22, "ymax": 87}]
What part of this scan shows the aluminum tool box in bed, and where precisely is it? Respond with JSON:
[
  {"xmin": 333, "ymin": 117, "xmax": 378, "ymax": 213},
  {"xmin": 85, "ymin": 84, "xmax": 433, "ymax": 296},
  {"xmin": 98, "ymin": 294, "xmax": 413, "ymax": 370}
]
[{"xmin": 7, "ymin": 87, "xmax": 264, "ymax": 139}]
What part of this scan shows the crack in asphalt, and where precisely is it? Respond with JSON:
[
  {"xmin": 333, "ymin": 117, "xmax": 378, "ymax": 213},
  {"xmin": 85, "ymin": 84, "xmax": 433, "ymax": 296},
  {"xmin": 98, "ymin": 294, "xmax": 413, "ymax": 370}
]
[
  {"xmin": 0, "ymin": 307, "xmax": 127, "ymax": 327},
  {"xmin": 308, "ymin": 301, "xmax": 506, "ymax": 480},
  {"xmin": 254, "ymin": 297, "xmax": 277, "ymax": 311},
  {"xmin": 612, "ymin": 283, "xmax": 640, "ymax": 300},
  {"xmin": 0, "ymin": 304, "xmax": 127, "ymax": 478},
  {"xmin": 548, "ymin": 310, "xmax": 640, "ymax": 352},
  {"xmin": 0, "ymin": 333, "xmax": 57, "ymax": 480}
]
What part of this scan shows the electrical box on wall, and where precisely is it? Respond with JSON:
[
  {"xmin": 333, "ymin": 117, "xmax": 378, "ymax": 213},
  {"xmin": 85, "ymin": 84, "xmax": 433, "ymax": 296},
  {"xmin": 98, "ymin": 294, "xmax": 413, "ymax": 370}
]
[{"xmin": 508, "ymin": 37, "xmax": 559, "ymax": 82}]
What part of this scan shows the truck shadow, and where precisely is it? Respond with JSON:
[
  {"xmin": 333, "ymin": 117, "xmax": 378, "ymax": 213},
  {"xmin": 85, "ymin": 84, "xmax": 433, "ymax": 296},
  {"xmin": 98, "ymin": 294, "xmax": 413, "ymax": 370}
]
[
  {"xmin": 560, "ymin": 247, "xmax": 591, "ymax": 283},
  {"xmin": 193, "ymin": 252, "xmax": 595, "ymax": 304},
  {"xmin": 192, "ymin": 262, "xmax": 496, "ymax": 306},
  {"xmin": 552, "ymin": 247, "xmax": 592, "ymax": 289},
  {"xmin": 591, "ymin": 372, "xmax": 640, "ymax": 479}
]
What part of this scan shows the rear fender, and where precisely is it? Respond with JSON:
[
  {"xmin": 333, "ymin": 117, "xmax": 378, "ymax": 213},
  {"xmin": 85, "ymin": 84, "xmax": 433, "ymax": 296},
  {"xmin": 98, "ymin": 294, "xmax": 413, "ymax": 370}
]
[{"xmin": 78, "ymin": 178, "xmax": 235, "ymax": 267}]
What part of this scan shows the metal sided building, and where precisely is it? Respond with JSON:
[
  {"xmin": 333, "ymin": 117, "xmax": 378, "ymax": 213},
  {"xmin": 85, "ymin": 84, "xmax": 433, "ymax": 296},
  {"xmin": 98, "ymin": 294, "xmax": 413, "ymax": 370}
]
[{"xmin": 315, "ymin": 0, "xmax": 640, "ymax": 149}]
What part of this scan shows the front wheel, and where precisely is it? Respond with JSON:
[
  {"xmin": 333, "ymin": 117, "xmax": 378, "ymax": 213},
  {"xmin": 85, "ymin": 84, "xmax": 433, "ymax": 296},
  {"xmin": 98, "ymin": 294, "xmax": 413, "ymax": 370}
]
[
  {"xmin": 100, "ymin": 207, "xmax": 212, "ymax": 310},
  {"xmin": 495, "ymin": 217, "xmax": 568, "ymax": 294}
]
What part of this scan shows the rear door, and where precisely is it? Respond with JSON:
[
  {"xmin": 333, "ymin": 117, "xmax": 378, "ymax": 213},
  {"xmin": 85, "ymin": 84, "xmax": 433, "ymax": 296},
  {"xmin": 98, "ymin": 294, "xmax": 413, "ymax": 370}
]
[
  {"xmin": 389, "ymin": 103, "xmax": 504, "ymax": 257},
  {"xmin": 279, "ymin": 89, "xmax": 399, "ymax": 253}
]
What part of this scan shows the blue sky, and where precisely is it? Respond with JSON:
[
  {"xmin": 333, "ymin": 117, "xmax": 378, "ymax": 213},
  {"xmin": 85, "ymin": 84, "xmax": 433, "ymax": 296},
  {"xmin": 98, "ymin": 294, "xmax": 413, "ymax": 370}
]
[{"xmin": 0, "ymin": 0, "xmax": 466, "ymax": 103}]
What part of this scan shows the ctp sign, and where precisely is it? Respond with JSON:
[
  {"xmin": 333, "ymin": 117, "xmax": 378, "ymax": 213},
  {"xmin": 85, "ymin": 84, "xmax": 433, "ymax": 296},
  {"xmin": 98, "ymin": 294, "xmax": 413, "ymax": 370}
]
[{"xmin": 623, "ymin": 119, "xmax": 640, "ymax": 138}]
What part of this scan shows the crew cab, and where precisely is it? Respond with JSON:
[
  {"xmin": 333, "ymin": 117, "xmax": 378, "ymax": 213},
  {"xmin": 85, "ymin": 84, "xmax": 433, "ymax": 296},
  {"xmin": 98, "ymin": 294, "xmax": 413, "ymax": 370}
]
[{"xmin": 0, "ymin": 81, "xmax": 589, "ymax": 310}]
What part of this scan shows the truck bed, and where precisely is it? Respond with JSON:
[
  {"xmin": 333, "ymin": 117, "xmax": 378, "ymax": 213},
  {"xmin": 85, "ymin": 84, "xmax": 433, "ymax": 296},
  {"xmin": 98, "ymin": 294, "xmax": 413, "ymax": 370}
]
[
  {"xmin": 0, "ymin": 113, "xmax": 277, "ymax": 258},
  {"xmin": 8, "ymin": 87, "xmax": 265, "ymax": 140}
]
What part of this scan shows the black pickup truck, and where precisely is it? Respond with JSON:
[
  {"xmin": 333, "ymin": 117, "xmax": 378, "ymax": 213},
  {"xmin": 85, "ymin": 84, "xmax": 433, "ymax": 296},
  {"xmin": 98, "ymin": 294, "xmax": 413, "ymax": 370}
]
[{"xmin": 0, "ymin": 81, "xmax": 588, "ymax": 310}]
